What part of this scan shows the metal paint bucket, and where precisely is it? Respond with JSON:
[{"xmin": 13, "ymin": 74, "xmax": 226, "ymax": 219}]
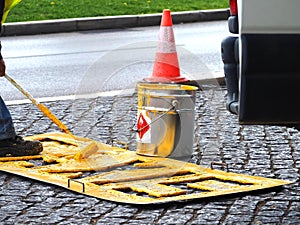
[{"xmin": 136, "ymin": 83, "xmax": 198, "ymax": 159}]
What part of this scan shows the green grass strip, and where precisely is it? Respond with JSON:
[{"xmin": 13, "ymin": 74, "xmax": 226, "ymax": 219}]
[{"xmin": 6, "ymin": 0, "xmax": 229, "ymax": 22}]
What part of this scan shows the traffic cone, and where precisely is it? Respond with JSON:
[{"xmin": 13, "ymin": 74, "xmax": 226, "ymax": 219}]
[{"xmin": 146, "ymin": 9, "xmax": 189, "ymax": 83}]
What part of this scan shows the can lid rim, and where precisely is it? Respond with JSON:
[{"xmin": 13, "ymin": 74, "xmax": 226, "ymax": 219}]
[{"xmin": 137, "ymin": 83, "xmax": 198, "ymax": 91}]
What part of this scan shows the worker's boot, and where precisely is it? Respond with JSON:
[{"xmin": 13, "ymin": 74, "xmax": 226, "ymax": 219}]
[{"xmin": 0, "ymin": 135, "xmax": 43, "ymax": 157}]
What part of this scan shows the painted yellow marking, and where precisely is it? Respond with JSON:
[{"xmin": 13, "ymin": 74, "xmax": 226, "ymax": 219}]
[{"xmin": 0, "ymin": 133, "xmax": 292, "ymax": 204}]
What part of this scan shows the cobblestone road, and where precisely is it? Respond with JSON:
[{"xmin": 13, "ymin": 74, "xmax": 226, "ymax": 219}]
[{"xmin": 0, "ymin": 85, "xmax": 299, "ymax": 225}]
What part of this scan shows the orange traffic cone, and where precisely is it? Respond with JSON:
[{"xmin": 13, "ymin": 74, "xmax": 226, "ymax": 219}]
[{"xmin": 146, "ymin": 9, "xmax": 189, "ymax": 83}]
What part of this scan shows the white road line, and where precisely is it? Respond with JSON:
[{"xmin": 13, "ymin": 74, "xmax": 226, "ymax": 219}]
[{"xmin": 6, "ymin": 88, "xmax": 135, "ymax": 106}]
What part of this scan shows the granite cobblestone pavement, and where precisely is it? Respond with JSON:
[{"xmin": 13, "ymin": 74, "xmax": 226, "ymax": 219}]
[{"xmin": 0, "ymin": 85, "xmax": 299, "ymax": 225}]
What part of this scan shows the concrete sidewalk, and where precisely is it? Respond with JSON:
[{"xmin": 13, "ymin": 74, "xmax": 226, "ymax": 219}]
[{"xmin": 2, "ymin": 9, "xmax": 229, "ymax": 36}]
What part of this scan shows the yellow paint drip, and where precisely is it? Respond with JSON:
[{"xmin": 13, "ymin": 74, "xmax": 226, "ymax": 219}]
[{"xmin": 0, "ymin": 133, "xmax": 292, "ymax": 204}]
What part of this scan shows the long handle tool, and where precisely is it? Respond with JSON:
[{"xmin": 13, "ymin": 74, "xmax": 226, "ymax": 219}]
[{"xmin": 4, "ymin": 74, "xmax": 74, "ymax": 137}]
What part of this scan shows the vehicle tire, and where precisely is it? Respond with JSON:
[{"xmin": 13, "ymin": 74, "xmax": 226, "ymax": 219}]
[{"xmin": 221, "ymin": 36, "xmax": 239, "ymax": 114}]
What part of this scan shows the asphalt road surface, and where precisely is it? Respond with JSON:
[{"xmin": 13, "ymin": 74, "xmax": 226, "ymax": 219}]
[{"xmin": 0, "ymin": 20, "xmax": 228, "ymax": 102}]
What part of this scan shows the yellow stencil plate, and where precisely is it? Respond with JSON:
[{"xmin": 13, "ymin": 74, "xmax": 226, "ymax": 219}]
[{"xmin": 0, "ymin": 133, "xmax": 292, "ymax": 204}]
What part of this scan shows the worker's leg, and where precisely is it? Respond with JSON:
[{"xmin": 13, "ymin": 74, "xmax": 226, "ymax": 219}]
[{"xmin": 0, "ymin": 96, "xmax": 16, "ymax": 140}]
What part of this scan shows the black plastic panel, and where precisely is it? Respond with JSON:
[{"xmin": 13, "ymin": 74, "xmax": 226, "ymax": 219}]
[{"xmin": 239, "ymin": 34, "xmax": 300, "ymax": 124}]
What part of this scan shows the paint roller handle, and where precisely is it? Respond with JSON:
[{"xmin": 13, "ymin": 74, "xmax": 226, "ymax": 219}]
[
  {"xmin": 36, "ymin": 103, "xmax": 73, "ymax": 135},
  {"xmin": 4, "ymin": 73, "xmax": 74, "ymax": 136},
  {"xmin": 4, "ymin": 73, "xmax": 38, "ymax": 104}
]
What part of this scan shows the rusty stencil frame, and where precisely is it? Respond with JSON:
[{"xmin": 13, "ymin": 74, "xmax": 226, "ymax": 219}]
[{"xmin": 0, "ymin": 133, "xmax": 292, "ymax": 204}]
